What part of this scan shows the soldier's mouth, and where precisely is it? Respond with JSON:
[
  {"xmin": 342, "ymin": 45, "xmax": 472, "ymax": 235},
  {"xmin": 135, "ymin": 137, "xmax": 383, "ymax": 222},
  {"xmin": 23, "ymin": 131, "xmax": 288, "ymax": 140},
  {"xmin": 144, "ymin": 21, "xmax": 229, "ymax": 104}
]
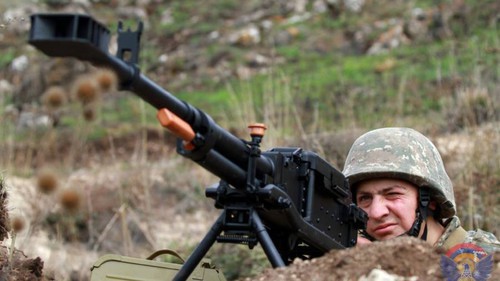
[{"xmin": 373, "ymin": 223, "xmax": 397, "ymax": 234}]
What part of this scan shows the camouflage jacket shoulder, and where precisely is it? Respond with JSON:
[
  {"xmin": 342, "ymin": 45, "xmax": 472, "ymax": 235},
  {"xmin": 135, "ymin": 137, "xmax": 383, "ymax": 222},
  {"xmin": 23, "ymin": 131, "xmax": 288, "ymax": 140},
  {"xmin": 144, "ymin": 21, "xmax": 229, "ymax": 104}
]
[{"xmin": 435, "ymin": 216, "xmax": 500, "ymax": 254}]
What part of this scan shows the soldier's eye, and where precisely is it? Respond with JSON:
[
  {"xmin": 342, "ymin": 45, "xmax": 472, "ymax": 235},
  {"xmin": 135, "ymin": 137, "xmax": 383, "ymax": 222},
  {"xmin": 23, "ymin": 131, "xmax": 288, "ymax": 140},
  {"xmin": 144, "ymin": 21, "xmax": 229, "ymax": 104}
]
[
  {"xmin": 357, "ymin": 195, "xmax": 371, "ymax": 203},
  {"xmin": 387, "ymin": 192, "xmax": 401, "ymax": 196}
]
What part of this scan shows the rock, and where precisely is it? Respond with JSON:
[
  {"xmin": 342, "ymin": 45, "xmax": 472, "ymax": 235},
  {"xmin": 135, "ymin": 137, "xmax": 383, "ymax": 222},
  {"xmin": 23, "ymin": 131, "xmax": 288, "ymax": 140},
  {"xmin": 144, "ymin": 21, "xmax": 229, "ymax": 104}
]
[
  {"xmin": 325, "ymin": 0, "xmax": 366, "ymax": 15},
  {"xmin": 228, "ymin": 25, "xmax": 261, "ymax": 47},
  {"xmin": 10, "ymin": 55, "xmax": 28, "ymax": 72},
  {"xmin": 367, "ymin": 24, "xmax": 410, "ymax": 55},
  {"xmin": 358, "ymin": 269, "xmax": 417, "ymax": 281},
  {"xmin": 16, "ymin": 110, "xmax": 53, "ymax": 129},
  {"xmin": 0, "ymin": 79, "xmax": 13, "ymax": 95}
]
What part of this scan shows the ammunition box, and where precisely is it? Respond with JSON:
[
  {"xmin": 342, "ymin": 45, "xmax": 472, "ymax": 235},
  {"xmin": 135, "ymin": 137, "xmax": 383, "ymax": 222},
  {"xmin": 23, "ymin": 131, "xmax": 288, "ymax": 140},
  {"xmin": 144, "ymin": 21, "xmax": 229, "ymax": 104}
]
[{"xmin": 90, "ymin": 254, "xmax": 226, "ymax": 281}]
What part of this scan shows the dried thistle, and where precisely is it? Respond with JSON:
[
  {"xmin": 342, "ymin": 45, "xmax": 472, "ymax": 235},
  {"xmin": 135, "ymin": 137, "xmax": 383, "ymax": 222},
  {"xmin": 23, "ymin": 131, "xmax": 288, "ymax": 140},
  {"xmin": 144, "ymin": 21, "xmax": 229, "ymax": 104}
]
[
  {"xmin": 41, "ymin": 86, "xmax": 67, "ymax": 109},
  {"xmin": 10, "ymin": 216, "xmax": 25, "ymax": 234},
  {"xmin": 60, "ymin": 189, "xmax": 81, "ymax": 213},
  {"xmin": 95, "ymin": 68, "xmax": 118, "ymax": 92},
  {"xmin": 36, "ymin": 169, "xmax": 59, "ymax": 194},
  {"xmin": 74, "ymin": 76, "xmax": 99, "ymax": 104}
]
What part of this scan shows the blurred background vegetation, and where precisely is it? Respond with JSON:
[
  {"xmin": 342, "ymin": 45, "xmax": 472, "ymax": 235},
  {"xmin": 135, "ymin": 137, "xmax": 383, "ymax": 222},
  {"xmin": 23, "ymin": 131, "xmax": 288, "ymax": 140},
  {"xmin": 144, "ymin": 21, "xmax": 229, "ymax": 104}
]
[{"xmin": 0, "ymin": 0, "xmax": 498, "ymax": 280}]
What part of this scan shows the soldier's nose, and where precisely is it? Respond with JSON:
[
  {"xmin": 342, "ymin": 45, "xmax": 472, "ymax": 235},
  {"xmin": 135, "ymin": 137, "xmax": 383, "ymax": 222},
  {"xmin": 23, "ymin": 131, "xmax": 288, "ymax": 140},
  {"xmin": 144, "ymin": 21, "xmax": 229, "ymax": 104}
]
[{"xmin": 368, "ymin": 197, "xmax": 389, "ymax": 219}]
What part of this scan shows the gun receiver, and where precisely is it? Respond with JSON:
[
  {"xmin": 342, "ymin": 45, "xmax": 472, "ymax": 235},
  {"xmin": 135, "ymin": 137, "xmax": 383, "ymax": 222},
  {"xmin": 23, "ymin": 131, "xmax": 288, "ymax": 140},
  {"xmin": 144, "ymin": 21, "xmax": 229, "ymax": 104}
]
[{"xmin": 29, "ymin": 14, "xmax": 367, "ymax": 281}]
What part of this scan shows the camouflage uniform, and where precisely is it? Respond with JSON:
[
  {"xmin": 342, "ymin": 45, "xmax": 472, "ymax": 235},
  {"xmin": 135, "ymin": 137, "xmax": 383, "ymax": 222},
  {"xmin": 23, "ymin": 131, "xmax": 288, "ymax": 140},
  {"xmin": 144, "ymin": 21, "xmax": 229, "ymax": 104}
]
[{"xmin": 436, "ymin": 216, "xmax": 500, "ymax": 254}]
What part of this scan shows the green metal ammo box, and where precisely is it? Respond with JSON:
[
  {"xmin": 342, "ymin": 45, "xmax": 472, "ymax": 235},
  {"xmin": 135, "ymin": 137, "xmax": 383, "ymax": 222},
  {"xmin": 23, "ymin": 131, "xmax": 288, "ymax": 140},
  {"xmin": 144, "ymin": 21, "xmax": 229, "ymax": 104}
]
[{"xmin": 90, "ymin": 250, "xmax": 226, "ymax": 281}]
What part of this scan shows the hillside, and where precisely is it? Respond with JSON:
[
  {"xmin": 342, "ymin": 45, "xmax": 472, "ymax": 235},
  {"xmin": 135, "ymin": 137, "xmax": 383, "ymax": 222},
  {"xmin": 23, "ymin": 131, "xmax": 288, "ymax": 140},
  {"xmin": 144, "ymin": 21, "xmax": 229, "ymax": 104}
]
[{"xmin": 0, "ymin": 0, "xmax": 498, "ymax": 280}]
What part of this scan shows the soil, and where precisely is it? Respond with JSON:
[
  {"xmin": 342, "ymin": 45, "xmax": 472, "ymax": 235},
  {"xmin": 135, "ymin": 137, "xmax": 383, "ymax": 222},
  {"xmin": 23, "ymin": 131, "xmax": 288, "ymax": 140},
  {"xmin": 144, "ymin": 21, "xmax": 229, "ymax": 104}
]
[
  {"xmin": 0, "ymin": 246, "xmax": 44, "ymax": 281},
  {"xmin": 0, "ymin": 184, "xmax": 44, "ymax": 280},
  {"xmin": 0, "ymin": 187, "xmax": 9, "ymax": 241},
  {"xmin": 246, "ymin": 237, "xmax": 500, "ymax": 281}
]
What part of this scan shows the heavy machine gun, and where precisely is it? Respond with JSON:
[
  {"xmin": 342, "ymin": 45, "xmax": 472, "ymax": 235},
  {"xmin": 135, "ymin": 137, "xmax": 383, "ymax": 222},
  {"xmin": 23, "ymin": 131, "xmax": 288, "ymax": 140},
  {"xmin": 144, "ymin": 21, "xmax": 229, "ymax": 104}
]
[{"xmin": 28, "ymin": 13, "xmax": 367, "ymax": 281}]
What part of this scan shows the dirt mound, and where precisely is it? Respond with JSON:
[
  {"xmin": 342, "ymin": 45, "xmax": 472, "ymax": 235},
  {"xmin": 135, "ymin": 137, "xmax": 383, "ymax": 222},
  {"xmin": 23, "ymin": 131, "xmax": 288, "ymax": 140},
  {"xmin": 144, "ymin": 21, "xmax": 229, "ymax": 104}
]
[
  {"xmin": 0, "ymin": 184, "xmax": 9, "ymax": 241},
  {"xmin": 246, "ymin": 237, "xmax": 500, "ymax": 281},
  {"xmin": 0, "ymin": 247, "xmax": 44, "ymax": 280},
  {"xmin": 0, "ymin": 180, "xmax": 44, "ymax": 280}
]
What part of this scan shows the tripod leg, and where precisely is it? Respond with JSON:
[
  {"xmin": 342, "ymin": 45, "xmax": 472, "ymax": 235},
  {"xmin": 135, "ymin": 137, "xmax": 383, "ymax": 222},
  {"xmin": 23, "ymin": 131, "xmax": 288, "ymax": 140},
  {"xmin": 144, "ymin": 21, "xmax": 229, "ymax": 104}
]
[
  {"xmin": 173, "ymin": 212, "xmax": 225, "ymax": 281},
  {"xmin": 252, "ymin": 212, "xmax": 286, "ymax": 268}
]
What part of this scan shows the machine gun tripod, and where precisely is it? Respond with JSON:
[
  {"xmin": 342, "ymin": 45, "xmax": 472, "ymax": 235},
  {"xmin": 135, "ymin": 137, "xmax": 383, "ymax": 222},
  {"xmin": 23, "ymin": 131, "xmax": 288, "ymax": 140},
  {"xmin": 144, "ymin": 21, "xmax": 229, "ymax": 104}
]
[{"xmin": 172, "ymin": 123, "xmax": 284, "ymax": 280}]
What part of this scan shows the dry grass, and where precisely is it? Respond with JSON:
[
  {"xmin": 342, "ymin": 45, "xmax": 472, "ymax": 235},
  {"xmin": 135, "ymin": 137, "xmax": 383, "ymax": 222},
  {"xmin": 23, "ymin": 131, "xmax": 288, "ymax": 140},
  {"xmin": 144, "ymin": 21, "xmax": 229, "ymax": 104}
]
[
  {"xmin": 444, "ymin": 86, "xmax": 498, "ymax": 131},
  {"xmin": 435, "ymin": 123, "xmax": 499, "ymax": 234}
]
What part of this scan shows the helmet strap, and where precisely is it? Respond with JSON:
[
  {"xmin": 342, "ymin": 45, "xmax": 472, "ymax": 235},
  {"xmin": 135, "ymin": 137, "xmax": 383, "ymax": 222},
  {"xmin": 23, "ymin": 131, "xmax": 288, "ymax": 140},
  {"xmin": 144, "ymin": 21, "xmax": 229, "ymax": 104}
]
[
  {"xmin": 359, "ymin": 229, "xmax": 376, "ymax": 242},
  {"xmin": 405, "ymin": 188, "xmax": 431, "ymax": 240}
]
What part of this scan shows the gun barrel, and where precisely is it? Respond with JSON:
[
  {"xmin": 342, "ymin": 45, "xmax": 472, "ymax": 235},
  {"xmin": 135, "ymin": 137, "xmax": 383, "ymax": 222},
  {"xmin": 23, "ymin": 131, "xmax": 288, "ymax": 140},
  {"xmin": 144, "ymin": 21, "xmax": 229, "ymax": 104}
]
[{"xmin": 28, "ymin": 13, "xmax": 274, "ymax": 187}]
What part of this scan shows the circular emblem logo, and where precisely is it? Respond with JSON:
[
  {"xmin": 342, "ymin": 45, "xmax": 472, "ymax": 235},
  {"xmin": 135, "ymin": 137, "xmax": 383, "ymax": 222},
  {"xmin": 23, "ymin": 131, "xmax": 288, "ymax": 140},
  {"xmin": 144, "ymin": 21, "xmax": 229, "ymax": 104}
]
[{"xmin": 440, "ymin": 243, "xmax": 493, "ymax": 281}]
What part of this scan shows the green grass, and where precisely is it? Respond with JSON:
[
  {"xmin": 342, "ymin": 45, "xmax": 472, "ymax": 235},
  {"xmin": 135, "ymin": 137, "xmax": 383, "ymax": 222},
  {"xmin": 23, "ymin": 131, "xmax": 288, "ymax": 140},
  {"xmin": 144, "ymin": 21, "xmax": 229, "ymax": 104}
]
[{"xmin": 0, "ymin": 48, "xmax": 15, "ymax": 69}]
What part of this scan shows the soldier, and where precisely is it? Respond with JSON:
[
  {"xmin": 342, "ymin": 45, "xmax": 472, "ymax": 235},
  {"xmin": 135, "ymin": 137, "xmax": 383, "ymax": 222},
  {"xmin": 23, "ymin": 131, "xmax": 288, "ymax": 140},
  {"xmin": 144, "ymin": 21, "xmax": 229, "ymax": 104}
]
[{"xmin": 343, "ymin": 127, "xmax": 499, "ymax": 254}]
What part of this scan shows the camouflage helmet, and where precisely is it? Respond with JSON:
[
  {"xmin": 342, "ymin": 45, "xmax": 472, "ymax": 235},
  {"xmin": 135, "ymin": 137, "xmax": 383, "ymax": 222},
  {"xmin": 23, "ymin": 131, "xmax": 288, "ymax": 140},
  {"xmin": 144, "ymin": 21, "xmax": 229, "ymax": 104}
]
[{"xmin": 343, "ymin": 127, "xmax": 456, "ymax": 219}]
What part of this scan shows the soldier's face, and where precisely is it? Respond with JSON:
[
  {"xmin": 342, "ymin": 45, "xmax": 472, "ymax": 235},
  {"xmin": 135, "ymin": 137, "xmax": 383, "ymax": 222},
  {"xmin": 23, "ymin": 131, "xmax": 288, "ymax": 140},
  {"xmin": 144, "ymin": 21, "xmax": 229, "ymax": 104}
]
[{"xmin": 356, "ymin": 178, "xmax": 418, "ymax": 241}]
